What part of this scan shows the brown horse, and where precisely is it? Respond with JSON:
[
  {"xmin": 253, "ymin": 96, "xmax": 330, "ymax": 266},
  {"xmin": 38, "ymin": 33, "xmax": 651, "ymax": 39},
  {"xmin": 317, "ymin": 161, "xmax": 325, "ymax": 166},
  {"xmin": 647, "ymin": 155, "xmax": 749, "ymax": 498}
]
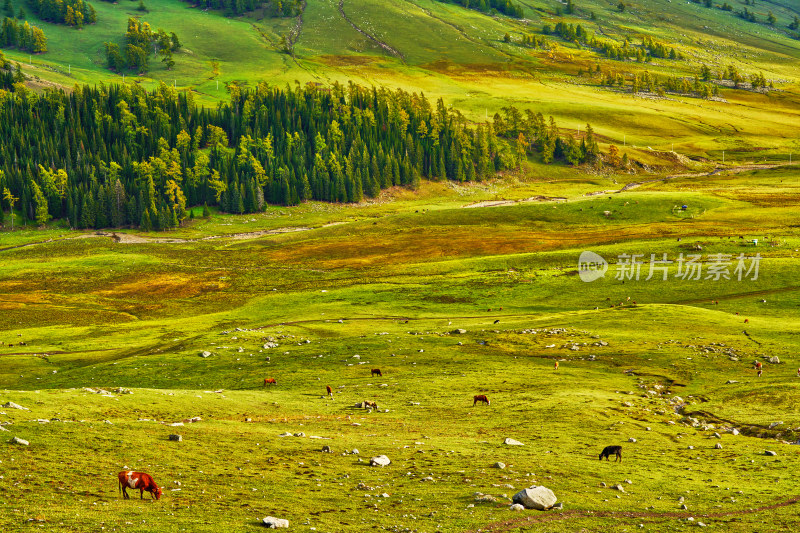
[
  {"xmin": 371, "ymin": 368, "xmax": 382, "ymax": 377},
  {"xmin": 263, "ymin": 378, "xmax": 276, "ymax": 386},
  {"xmin": 473, "ymin": 395, "xmax": 490, "ymax": 406}
]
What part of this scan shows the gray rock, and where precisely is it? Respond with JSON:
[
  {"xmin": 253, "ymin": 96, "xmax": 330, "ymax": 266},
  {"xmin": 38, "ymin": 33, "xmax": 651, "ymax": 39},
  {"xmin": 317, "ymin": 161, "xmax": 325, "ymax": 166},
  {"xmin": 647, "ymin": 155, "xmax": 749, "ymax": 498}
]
[
  {"xmin": 612, "ymin": 484, "xmax": 625, "ymax": 492},
  {"xmin": 351, "ymin": 449, "xmax": 359, "ymax": 455},
  {"xmin": 168, "ymin": 434, "xmax": 182, "ymax": 442},
  {"xmin": 628, "ymin": 438, "xmax": 637, "ymax": 443},
  {"xmin": 451, "ymin": 329, "xmax": 467, "ymax": 334},
  {"xmin": 713, "ymin": 432, "xmax": 721, "ymax": 439},
  {"xmin": 2, "ymin": 402, "xmax": 28, "ymax": 410},
  {"xmin": 200, "ymin": 351, "xmax": 211, "ymax": 358},
  {"xmin": 714, "ymin": 443, "xmax": 722, "ymax": 449},
  {"xmin": 321, "ymin": 445, "xmax": 331, "ymax": 453},
  {"xmin": 512, "ymin": 486, "xmax": 557, "ymax": 510},
  {"xmin": 504, "ymin": 438, "xmax": 524, "ymax": 446},
  {"xmin": 494, "ymin": 462, "xmax": 506, "ymax": 469},
  {"xmin": 769, "ymin": 356, "xmax": 780, "ymax": 364},
  {"xmin": 509, "ymin": 503, "xmax": 525, "ymax": 511},
  {"xmin": 10, "ymin": 436, "xmax": 29, "ymax": 445},
  {"xmin": 731, "ymin": 428, "xmax": 740, "ymax": 436},
  {"xmin": 294, "ymin": 432, "xmax": 305, "ymax": 437},
  {"xmin": 370, "ymin": 455, "xmax": 391, "ymax": 467},
  {"xmin": 262, "ymin": 516, "xmax": 289, "ymax": 528},
  {"xmin": 552, "ymin": 502, "xmax": 563, "ymax": 509},
  {"xmin": 765, "ymin": 450, "xmax": 777, "ymax": 456}
]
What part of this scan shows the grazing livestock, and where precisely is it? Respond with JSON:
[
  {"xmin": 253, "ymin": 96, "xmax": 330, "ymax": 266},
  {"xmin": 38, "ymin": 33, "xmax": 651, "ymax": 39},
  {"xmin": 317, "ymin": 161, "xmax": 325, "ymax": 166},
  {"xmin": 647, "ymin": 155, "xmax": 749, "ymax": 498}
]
[
  {"xmin": 755, "ymin": 361, "xmax": 763, "ymax": 371},
  {"xmin": 118, "ymin": 471, "xmax": 162, "ymax": 500},
  {"xmin": 744, "ymin": 318, "xmax": 749, "ymax": 324},
  {"xmin": 263, "ymin": 378, "xmax": 276, "ymax": 386},
  {"xmin": 364, "ymin": 400, "xmax": 377, "ymax": 409},
  {"xmin": 473, "ymin": 395, "xmax": 490, "ymax": 406},
  {"xmin": 326, "ymin": 385, "xmax": 333, "ymax": 397},
  {"xmin": 599, "ymin": 445, "xmax": 622, "ymax": 462},
  {"xmin": 554, "ymin": 361, "xmax": 559, "ymax": 370},
  {"xmin": 371, "ymin": 368, "xmax": 382, "ymax": 377}
]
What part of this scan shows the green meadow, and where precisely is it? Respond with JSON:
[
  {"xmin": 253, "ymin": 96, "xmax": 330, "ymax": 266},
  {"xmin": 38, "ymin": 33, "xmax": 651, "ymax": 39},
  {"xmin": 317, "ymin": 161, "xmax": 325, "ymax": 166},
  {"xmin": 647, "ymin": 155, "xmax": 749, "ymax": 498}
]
[
  {"xmin": 2, "ymin": 0, "xmax": 800, "ymax": 530},
  {"xmin": 3, "ymin": 164, "xmax": 800, "ymax": 531}
]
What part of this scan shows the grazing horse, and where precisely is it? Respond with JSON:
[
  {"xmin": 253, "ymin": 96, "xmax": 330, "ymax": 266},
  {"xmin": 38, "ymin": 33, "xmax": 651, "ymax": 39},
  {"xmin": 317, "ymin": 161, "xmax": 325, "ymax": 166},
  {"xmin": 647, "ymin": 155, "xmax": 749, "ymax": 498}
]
[
  {"xmin": 263, "ymin": 378, "xmax": 276, "ymax": 386},
  {"xmin": 364, "ymin": 400, "xmax": 377, "ymax": 409},
  {"xmin": 473, "ymin": 395, "xmax": 490, "ymax": 406},
  {"xmin": 118, "ymin": 471, "xmax": 162, "ymax": 500},
  {"xmin": 554, "ymin": 360, "xmax": 559, "ymax": 370},
  {"xmin": 326, "ymin": 385, "xmax": 333, "ymax": 397},
  {"xmin": 371, "ymin": 368, "xmax": 382, "ymax": 377},
  {"xmin": 599, "ymin": 445, "xmax": 622, "ymax": 462}
]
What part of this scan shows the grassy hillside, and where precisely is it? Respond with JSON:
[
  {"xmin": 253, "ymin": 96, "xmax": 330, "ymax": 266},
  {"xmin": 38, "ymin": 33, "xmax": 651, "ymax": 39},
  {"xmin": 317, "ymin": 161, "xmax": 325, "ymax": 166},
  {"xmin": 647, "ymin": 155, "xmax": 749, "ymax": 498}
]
[
  {"xmin": 1, "ymin": 0, "xmax": 798, "ymax": 159},
  {"xmin": 2, "ymin": 166, "xmax": 800, "ymax": 531}
]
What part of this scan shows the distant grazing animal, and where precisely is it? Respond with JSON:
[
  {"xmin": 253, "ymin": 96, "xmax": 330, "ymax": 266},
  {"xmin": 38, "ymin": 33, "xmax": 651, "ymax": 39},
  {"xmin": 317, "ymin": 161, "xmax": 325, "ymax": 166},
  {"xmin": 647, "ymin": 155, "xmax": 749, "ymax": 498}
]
[
  {"xmin": 599, "ymin": 445, "xmax": 622, "ymax": 462},
  {"xmin": 326, "ymin": 385, "xmax": 333, "ymax": 397},
  {"xmin": 744, "ymin": 319, "xmax": 749, "ymax": 324},
  {"xmin": 364, "ymin": 400, "xmax": 377, "ymax": 409},
  {"xmin": 755, "ymin": 361, "xmax": 763, "ymax": 370},
  {"xmin": 118, "ymin": 471, "xmax": 162, "ymax": 500},
  {"xmin": 263, "ymin": 378, "xmax": 276, "ymax": 386},
  {"xmin": 554, "ymin": 361, "xmax": 559, "ymax": 370},
  {"xmin": 371, "ymin": 368, "xmax": 382, "ymax": 377},
  {"xmin": 487, "ymin": 308, "xmax": 492, "ymax": 312},
  {"xmin": 473, "ymin": 395, "xmax": 490, "ymax": 406}
]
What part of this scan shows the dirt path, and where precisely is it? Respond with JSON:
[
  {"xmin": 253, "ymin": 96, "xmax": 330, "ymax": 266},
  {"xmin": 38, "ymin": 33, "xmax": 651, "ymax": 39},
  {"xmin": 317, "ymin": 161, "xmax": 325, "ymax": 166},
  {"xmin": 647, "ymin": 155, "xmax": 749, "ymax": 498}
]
[
  {"xmin": 463, "ymin": 196, "xmax": 567, "ymax": 208},
  {"xmin": 337, "ymin": 0, "xmax": 405, "ymax": 62},
  {"xmin": 0, "ymin": 222, "xmax": 348, "ymax": 251},
  {"xmin": 617, "ymin": 163, "xmax": 782, "ymax": 193},
  {"xmin": 468, "ymin": 495, "xmax": 800, "ymax": 532}
]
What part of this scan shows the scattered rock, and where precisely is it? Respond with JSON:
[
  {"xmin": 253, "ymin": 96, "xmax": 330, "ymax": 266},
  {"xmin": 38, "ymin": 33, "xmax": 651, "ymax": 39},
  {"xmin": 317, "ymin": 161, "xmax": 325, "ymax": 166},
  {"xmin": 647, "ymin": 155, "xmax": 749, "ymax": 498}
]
[
  {"xmin": 612, "ymin": 484, "xmax": 626, "ymax": 493},
  {"xmin": 2, "ymin": 402, "xmax": 28, "ymax": 411},
  {"xmin": 512, "ymin": 486, "xmax": 558, "ymax": 510},
  {"xmin": 10, "ymin": 436, "xmax": 29, "ymax": 446},
  {"xmin": 764, "ymin": 450, "xmax": 777, "ymax": 456},
  {"xmin": 552, "ymin": 502, "xmax": 563, "ymax": 509},
  {"xmin": 451, "ymin": 329, "xmax": 467, "ymax": 334},
  {"xmin": 494, "ymin": 462, "xmax": 506, "ymax": 469},
  {"xmin": 731, "ymin": 428, "xmax": 740, "ymax": 436},
  {"xmin": 769, "ymin": 356, "xmax": 780, "ymax": 364},
  {"xmin": 321, "ymin": 445, "xmax": 332, "ymax": 453},
  {"xmin": 714, "ymin": 443, "xmax": 723, "ymax": 449},
  {"xmin": 509, "ymin": 503, "xmax": 525, "ymax": 511},
  {"xmin": 370, "ymin": 455, "xmax": 391, "ymax": 467},
  {"xmin": 168, "ymin": 434, "xmax": 182, "ymax": 442},
  {"xmin": 504, "ymin": 438, "xmax": 524, "ymax": 446},
  {"xmin": 628, "ymin": 438, "xmax": 637, "ymax": 443},
  {"xmin": 200, "ymin": 351, "xmax": 211, "ymax": 358},
  {"xmin": 262, "ymin": 516, "xmax": 289, "ymax": 528}
]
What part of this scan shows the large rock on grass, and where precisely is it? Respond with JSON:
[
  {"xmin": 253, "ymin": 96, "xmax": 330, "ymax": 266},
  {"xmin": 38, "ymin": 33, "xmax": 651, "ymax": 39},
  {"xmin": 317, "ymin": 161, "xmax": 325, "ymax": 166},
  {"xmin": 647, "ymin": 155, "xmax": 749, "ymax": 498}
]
[
  {"xmin": 512, "ymin": 486, "xmax": 557, "ymax": 510},
  {"xmin": 262, "ymin": 516, "xmax": 289, "ymax": 528},
  {"xmin": 370, "ymin": 455, "xmax": 391, "ymax": 467}
]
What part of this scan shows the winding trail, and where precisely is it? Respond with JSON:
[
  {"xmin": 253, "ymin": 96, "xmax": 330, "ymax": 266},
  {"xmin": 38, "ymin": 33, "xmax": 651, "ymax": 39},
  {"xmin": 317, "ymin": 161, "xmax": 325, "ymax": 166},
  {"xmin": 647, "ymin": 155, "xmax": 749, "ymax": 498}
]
[
  {"xmin": 617, "ymin": 163, "xmax": 782, "ymax": 193},
  {"xmin": 337, "ymin": 0, "xmax": 405, "ymax": 62},
  {"xmin": 468, "ymin": 495, "xmax": 800, "ymax": 532},
  {"xmin": 400, "ymin": 0, "xmax": 517, "ymax": 62}
]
